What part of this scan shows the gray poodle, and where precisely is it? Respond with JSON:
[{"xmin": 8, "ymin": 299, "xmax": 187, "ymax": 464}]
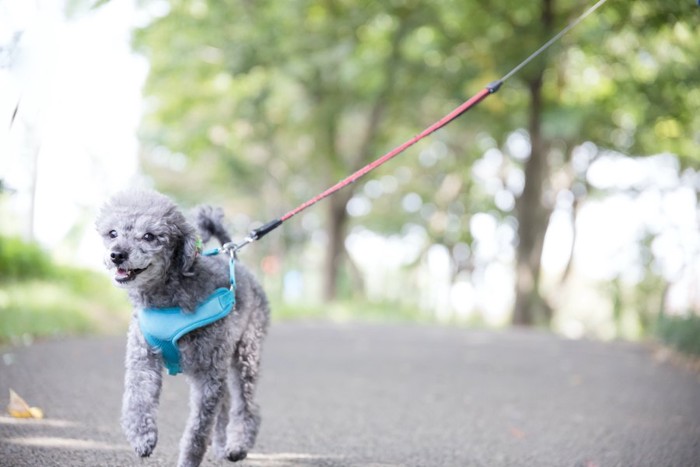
[{"xmin": 96, "ymin": 190, "xmax": 270, "ymax": 466}]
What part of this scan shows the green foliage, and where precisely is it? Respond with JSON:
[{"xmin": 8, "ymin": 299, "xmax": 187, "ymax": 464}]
[
  {"xmin": 0, "ymin": 281, "xmax": 94, "ymax": 343},
  {"xmin": 574, "ymin": 1, "xmax": 700, "ymax": 167},
  {"xmin": 132, "ymin": 0, "xmax": 479, "ymax": 206},
  {"xmin": 132, "ymin": 0, "xmax": 700, "ymax": 224},
  {"xmin": 273, "ymin": 298, "xmax": 434, "ymax": 325},
  {"xmin": 0, "ymin": 236, "xmax": 53, "ymax": 281},
  {"xmin": 0, "ymin": 235, "xmax": 130, "ymax": 344},
  {"xmin": 132, "ymin": 0, "xmax": 699, "ymax": 318},
  {"xmin": 0, "ymin": 270, "xmax": 130, "ymax": 344},
  {"xmin": 656, "ymin": 315, "xmax": 700, "ymax": 357}
]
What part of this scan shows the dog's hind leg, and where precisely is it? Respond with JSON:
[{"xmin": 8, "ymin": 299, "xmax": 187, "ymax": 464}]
[
  {"xmin": 223, "ymin": 327, "xmax": 264, "ymax": 461},
  {"xmin": 178, "ymin": 371, "xmax": 226, "ymax": 467},
  {"xmin": 211, "ymin": 385, "xmax": 231, "ymax": 459},
  {"xmin": 219, "ymin": 368, "xmax": 253, "ymax": 462}
]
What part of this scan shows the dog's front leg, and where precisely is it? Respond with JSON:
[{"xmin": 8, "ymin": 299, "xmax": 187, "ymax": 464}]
[
  {"xmin": 178, "ymin": 370, "xmax": 226, "ymax": 467},
  {"xmin": 121, "ymin": 318, "xmax": 163, "ymax": 458}
]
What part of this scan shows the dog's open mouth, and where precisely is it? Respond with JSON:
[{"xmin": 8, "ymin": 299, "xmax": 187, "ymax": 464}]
[{"xmin": 115, "ymin": 266, "xmax": 149, "ymax": 283}]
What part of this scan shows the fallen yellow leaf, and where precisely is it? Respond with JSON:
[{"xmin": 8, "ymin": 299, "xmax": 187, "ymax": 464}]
[{"xmin": 7, "ymin": 389, "xmax": 44, "ymax": 419}]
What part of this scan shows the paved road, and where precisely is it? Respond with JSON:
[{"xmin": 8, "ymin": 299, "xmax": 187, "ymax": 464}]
[{"xmin": 1, "ymin": 322, "xmax": 699, "ymax": 467}]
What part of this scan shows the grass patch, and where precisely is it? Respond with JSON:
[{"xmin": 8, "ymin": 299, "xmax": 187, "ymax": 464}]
[
  {"xmin": 0, "ymin": 235, "xmax": 53, "ymax": 281},
  {"xmin": 0, "ymin": 281, "xmax": 94, "ymax": 341},
  {"xmin": 0, "ymin": 270, "xmax": 130, "ymax": 345},
  {"xmin": 0, "ymin": 235, "xmax": 130, "ymax": 345},
  {"xmin": 271, "ymin": 299, "xmax": 472, "ymax": 325},
  {"xmin": 656, "ymin": 314, "xmax": 700, "ymax": 357}
]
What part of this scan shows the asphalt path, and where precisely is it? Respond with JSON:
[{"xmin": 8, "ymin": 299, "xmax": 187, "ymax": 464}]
[{"xmin": 0, "ymin": 322, "xmax": 699, "ymax": 467}]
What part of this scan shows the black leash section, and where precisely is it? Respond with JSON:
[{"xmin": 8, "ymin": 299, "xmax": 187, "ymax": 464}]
[{"xmin": 224, "ymin": 0, "xmax": 610, "ymax": 255}]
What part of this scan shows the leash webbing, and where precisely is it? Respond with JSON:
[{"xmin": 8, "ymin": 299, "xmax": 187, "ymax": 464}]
[
  {"xmin": 225, "ymin": 0, "xmax": 609, "ymax": 254},
  {"xmin": 279, "ymin": 83, "xmax": 499, "ymax": 223}
]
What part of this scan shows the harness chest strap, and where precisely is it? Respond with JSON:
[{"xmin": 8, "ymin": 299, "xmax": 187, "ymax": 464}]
[{"xmin": 138, "ymin": 287, "xmax": 235, "ymax": 375}]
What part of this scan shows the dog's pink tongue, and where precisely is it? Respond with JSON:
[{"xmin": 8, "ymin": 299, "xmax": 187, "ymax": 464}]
[{"xmin": 116, "ymin": 268, "xmax": 129, "ymax": 278}]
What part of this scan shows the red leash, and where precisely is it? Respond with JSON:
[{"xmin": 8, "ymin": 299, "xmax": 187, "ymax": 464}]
[
  {"xmin": 229, "ymin": 81, "xmax": 500, "ymax": 251},
  {"xmin": 280, "ymin": 83, "xmax": 499, "ymax": 223}
]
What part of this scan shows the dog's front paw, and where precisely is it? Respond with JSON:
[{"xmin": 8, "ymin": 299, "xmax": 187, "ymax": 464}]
[
  {"xmin": 131, "ymin": 429, "xmax": 158, "ymax": 458},
  {"xmin": 226, "ymin": 449, "xmax": 248, "ymax": 463},
  {"xmin": 213, "ymin": 445, "xmax": 247, "ymax": 463}
]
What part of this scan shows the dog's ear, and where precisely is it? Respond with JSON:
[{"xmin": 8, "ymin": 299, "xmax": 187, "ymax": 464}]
[{"xmin": 178, "ymin": 221, "xmax": 199, "ymax": 276}]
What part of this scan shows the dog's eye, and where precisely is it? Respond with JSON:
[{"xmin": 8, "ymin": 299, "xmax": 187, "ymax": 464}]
[
  {"xmin": 143, "ymin": 233, "xmax": 155, "ymax": 242},
  {"xmin": 108, "ymin": 230, "xmax": 118, "ymax": 239}
]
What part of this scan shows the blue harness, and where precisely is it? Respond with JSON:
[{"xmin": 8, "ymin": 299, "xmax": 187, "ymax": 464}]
[{"xmin": 137, "ymin": 247, "xmax": 236, "ymax": 375}]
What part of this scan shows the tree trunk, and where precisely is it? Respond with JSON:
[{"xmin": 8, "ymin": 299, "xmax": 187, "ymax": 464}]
[
  {"xmin": 512, "ymin": 0, "xmax": 555, "ymax": 326},
  {"xmin": 322, "ymin": 189, "xmax": 352, "ymax": 301}
]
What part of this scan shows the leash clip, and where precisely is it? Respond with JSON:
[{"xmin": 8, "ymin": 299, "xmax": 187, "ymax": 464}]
[
  {"xmin": 221, "ymin": 239, "xmax": 254, "ymax": 292},
  {"xmin": 221, "ymin": 236, "xmax": 253, "ymax": 258}
]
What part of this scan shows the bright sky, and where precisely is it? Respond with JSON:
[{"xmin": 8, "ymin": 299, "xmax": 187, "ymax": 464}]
[{"xmin": 1, "ymin": 0, "xmax": 145, "ymax": 266}]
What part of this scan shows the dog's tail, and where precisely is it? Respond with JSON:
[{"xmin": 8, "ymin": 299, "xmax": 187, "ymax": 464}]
[{"xmin": 193, "ymin": 205, "xmax": 232, "ymax": 246}]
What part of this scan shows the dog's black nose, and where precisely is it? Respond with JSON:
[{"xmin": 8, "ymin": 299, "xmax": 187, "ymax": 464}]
[{"xmin": 111, "ymin": 250, "xmax": 128, "ymax": 265}]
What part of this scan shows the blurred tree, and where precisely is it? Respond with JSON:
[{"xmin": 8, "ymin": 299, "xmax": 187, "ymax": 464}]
[
  {"xmin": 448, "ymin": 0, "xmax": 699, "ymax": 325},
  {"xmin": 517, "ymin": 0, "xmax": 700, "ymax": 324},
  {"xmin": 132, "ymin": 0, "xmax": 698, "ymax": 322},
  {"xmin": 347, "ymin": 0, "xmax": 699, "ymax": 324},
  {"xmin": 133, "ymin": 0, "xmax": 481, "ymax": 301}
]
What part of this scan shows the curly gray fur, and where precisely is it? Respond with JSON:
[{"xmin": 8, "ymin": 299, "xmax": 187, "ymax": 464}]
[{"xmin": 96, "ymin": 190, "xmax": 270, "ymax": 466}]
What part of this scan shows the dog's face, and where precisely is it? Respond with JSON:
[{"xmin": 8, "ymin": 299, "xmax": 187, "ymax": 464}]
[{"xmin": 95, "ymin": 190, "xmax": 198, "ymax": 289}]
